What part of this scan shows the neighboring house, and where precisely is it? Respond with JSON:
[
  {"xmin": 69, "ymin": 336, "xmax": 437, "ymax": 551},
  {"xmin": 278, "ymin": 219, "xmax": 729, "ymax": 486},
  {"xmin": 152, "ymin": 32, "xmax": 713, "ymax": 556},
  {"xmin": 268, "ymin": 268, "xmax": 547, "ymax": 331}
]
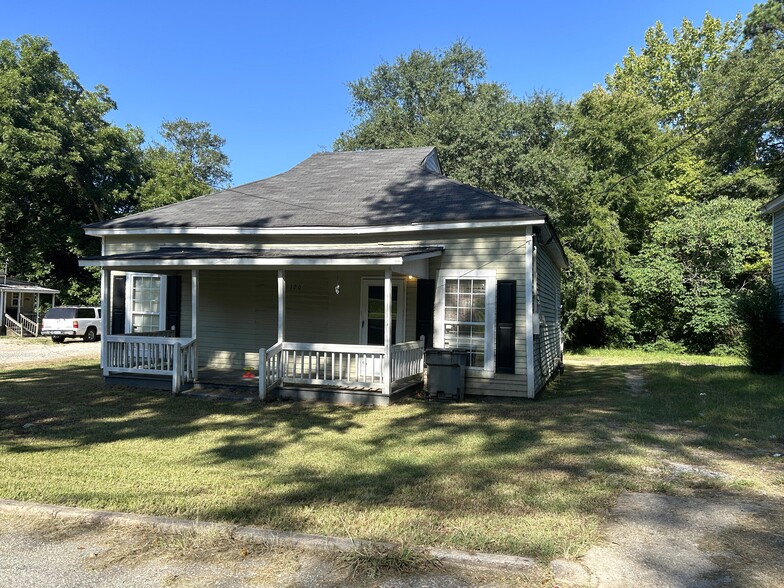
[
  {"xmin": 0, "ymin": 273, "xmax": 59, "ymax": 337},
  {"xmin": 80, "ymin": 147, "xmax": 567, "ymax": 404},
  {"xmin": 761, "ymin": 194, "xmax": 784, "ymax": 319}
]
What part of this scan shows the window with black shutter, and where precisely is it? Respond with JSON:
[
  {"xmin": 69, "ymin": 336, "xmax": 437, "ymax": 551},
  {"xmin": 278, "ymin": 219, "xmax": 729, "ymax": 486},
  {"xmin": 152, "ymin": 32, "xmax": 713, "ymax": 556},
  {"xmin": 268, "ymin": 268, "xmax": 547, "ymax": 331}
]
[{"xmin": 496, "ymin": 280, "xmax": 516, "ymax": 374}]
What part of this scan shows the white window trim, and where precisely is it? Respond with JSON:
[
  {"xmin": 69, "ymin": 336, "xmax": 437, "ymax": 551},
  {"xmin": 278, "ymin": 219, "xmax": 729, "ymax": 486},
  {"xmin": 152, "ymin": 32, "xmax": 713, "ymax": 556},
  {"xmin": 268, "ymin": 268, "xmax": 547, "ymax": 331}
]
[
  {"xmin": 434, "ymin": 269, "xmax": 497, "ymax": 375},
  {"xmin": 125, "ymin": 272, "xmax": 167, "ymax": 333},
  {"xmin": 359, "ymin": 277, "xmax": 407, "ymax": 345}
]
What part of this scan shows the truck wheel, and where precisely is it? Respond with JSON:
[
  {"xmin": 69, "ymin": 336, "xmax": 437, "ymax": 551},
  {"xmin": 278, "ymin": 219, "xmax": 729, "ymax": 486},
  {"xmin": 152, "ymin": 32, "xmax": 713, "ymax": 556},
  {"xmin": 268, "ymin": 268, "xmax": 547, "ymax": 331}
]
[
  {"xmin": 51, "ymin": 336, "xmax": 65, "ymax": 343},
  {"xmin": 83, "ymin": 327, "xmax": 97, "ymax": 343}
]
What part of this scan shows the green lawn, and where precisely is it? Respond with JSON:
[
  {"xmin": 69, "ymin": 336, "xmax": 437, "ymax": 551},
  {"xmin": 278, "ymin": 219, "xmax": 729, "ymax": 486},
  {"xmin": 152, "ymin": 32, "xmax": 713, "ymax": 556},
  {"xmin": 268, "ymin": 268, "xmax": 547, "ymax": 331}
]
[{"xmin": 0, "ymin": 351, "xmax": 782, "ymax": 560}]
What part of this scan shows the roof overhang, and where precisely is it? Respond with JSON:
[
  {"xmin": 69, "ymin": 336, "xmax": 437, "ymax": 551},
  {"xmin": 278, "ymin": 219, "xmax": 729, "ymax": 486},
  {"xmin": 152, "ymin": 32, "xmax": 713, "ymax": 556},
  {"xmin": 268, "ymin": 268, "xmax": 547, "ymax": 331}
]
[
  {"xmin": 761, "ymin": 194, "xmax": 784, "ymax": 215},
  {"xmin": 84, "ymin": 218, "xmax": 547, "ymax": 237},
  {"xmin": 79, "ymin": 246, "xmax": 444, "ymax": 275},
  {"xmin": 0, "ymin": 285, "xmax": 59, "ymax": 294}
]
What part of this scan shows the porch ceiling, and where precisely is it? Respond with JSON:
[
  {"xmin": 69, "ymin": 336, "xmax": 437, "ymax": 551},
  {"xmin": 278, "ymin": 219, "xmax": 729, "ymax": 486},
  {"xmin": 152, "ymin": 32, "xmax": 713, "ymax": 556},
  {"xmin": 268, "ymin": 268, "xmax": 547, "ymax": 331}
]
[{"xmin": 79, "ymin": 245, "xmax": 444, "ymax": 269}]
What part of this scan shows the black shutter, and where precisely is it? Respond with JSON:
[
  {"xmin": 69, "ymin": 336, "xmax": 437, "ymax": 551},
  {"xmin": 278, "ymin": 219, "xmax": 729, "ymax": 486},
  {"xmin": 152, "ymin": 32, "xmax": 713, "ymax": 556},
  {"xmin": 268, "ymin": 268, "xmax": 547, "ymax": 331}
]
[
  {"xmin": 165, "ymin": 275, "xmax": 182, "ymax": 337},
  {"xmin": 415, "ymin": 279, "xmax": 435, "ymax": 348},
  {"xmin": 496, "ymin": 280, "xmax": 516, "ymax": 374},
  {"xmin": 111, "ymin": 275, "xmax": 126, "ymax": 335}
]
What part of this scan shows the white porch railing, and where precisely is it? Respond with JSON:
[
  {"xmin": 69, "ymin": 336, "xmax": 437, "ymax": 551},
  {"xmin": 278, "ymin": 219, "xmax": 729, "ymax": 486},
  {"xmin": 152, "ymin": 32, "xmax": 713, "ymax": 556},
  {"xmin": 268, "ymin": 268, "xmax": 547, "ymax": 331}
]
[
  {"xmin": 104, "ymin": 335, "xmax": 197, "ymax": 394},
  {"xmin": 390, "ymin": 339, "xmax": 427, "ymax": 384},
  {"xmin": 3, "ymin": 314, "xmax": 23, "ymax": 337},
  {"xmin": 18, "ymin": 313, "xmax": 39, "ymax": 337},
  {"xmin": 259, "ymin": 337, "xmax": 425, "ymax": 400}
]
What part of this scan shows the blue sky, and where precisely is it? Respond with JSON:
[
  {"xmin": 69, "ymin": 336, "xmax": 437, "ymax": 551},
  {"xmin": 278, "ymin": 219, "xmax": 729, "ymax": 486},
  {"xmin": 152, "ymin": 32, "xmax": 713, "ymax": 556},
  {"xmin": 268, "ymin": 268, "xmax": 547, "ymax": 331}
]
[{"xmin": 3, "ymin": 1, "xmax": 757, "ymax": 185}]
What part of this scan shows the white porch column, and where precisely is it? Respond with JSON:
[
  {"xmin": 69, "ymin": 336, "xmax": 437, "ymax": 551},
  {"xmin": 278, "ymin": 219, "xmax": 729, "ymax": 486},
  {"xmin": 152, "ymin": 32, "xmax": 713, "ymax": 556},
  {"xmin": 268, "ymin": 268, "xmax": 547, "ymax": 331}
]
[
  {"xmin": 101, "ymin": 269, "xmax": 110, "ymax": 375},
  {"xmin": 383, "ymin": 267, "xmax": 392, "ymax": 396},
  {"xmin": 191, "ymin": 270, "xmax": 199, "ymax": 374},
  {"xmin": 277, "ymin": 270, "xmax": 285, "ymax": 343},
  {"xmin": 35, "ymin": 293, "xmax": 40, "ymax": 333}
]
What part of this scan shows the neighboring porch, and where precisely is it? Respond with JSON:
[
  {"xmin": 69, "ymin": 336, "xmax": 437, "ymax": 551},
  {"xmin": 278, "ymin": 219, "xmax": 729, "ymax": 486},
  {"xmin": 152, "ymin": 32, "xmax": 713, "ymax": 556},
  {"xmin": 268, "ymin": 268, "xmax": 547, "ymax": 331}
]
[
  {"xmin": 84, "ymin": 246, "xmax": 441, "ymax": 404},
  {"xmin": 0, "ymin": 276, "xmax": 59, "ymax": 337}
]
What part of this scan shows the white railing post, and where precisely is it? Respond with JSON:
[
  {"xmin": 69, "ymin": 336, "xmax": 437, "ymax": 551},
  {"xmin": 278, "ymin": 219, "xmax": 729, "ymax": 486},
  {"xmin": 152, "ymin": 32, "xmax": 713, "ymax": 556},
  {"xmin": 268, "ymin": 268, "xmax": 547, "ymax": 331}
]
[
  {"xmin": 172, "ymin": 342, "xmax": 182, "ymax": 394},
  {"xmin": 259, "ymin": 347, "xmax": 267, "ymax": 402}
]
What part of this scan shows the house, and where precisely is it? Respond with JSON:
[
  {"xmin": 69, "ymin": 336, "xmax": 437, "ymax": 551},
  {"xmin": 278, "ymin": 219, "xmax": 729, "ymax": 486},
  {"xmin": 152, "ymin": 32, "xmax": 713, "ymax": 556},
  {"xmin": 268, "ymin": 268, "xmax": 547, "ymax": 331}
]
[
  {"xmin": 762, "ymin": 194, "xmax": 784, "ymax": 319},
  {"xmin": 1, "ymin": 273, "xmax": 59, "ymax": 337},
  {"xmin": 79, "ymin": 147, "xmax": 567, "ymax": 404}
]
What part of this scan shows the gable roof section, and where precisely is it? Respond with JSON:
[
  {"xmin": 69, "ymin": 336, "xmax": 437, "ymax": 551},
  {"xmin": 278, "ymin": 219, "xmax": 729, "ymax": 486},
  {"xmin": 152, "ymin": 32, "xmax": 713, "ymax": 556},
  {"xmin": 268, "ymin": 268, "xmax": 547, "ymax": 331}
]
[{"xmin": 86, "ymin": 147, "xmax": 547, "ymax": 232}]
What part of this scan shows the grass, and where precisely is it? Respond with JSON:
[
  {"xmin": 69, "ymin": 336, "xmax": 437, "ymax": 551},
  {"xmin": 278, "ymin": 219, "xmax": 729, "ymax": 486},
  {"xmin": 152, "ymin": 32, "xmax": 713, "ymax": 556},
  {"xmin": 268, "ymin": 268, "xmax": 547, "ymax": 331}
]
[
  {"xmin": 0, "ymin": 349, "xmax": 782, "ymax": 561},
  {"xmin": 338, "ymin": 544, "xmax": 442, "ymax": 579}
]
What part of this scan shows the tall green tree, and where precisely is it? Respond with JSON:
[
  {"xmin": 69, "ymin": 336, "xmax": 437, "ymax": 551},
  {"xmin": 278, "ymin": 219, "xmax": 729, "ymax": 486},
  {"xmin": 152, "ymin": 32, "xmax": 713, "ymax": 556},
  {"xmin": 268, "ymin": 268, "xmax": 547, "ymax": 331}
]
[
  {"xmin": 138, "ymin": 119, "xmax": 231, "ymax": 210},
  {"xmin": 606, "ymin": 14, "xmax": 741, "ymax": 130},
  {"xmin": 0, "ymin": 35, "xmax": 144, "ymax": 302},
  {"xmin": 625, "ymin": 197, "xmax": 770, "ymax": 353},
  {"xmin": 698, "ymin": 0, "xmax": 784, "ymax": 194}
]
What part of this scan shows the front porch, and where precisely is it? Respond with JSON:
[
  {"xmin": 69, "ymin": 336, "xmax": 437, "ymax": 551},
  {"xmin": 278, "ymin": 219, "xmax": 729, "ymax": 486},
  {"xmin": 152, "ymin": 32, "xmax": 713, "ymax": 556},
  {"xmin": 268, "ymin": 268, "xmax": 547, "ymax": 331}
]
[{"xmin": 88, "ymin": 246, "xmax": 440, "ymax": 403}]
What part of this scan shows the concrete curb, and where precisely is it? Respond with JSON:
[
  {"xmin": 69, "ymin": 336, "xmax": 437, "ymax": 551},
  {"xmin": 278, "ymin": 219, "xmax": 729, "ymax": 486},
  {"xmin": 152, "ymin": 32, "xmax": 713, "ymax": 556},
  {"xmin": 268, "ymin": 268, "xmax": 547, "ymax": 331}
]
[{"xmin": 0, "ymin": 498, "xmax": 536, "ymax": 572}]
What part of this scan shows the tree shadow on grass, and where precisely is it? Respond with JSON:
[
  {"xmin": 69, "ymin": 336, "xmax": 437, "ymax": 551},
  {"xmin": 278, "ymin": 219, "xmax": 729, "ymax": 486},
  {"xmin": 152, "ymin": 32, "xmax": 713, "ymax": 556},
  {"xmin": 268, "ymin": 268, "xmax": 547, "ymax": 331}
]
[{"xmin": 1, "ymin": 358, "xmax": 780, "ymax": 548}]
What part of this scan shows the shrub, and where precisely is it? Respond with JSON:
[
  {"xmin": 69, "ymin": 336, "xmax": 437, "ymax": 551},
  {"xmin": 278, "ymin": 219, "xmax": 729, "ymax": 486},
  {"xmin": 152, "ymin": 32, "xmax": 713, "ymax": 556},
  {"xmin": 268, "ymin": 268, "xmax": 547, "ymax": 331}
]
[
  {"xmin": 736, "ymin": 282, "xmax": 784, "ymax": 373},
  {"xmin": 640, "ymin": 338, "xmax": 686, "ymax": 354}
]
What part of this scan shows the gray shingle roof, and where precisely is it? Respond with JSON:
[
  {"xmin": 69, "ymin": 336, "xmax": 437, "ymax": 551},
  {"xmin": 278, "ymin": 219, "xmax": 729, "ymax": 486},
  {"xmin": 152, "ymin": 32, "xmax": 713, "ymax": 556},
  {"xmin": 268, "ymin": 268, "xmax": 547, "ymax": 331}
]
[{"xmin": 87, "ymin": 147, "xmax": 546, "ymax": 230}]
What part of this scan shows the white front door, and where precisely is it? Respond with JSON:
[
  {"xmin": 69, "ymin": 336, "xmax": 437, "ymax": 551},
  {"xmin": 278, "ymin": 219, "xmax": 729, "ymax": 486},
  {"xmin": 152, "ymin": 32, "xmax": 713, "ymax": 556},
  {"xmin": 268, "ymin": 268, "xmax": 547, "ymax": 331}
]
[{"xmin": 360, "ymin": 278, "xmax": 406, "ymax": 345}]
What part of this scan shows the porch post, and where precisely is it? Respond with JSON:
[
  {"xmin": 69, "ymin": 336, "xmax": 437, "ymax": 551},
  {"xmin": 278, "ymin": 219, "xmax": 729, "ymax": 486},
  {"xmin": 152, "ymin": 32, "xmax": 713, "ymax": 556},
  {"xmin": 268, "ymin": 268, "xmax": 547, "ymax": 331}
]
[
  {"xmin": 383, "ymin": 267, "xmax": 392, "ymax": 396},
  {"xmin": 101, "ymin": 269, "xmax": 110, "ymax": 375},
  {"xmin": 191, "ymin": 270, "xmax": 199, "ymax": 375},
  {"xmin": 35, "ymin": 293, "xmax": 40, "ymax": 334},
  {"xmin": 277, "ymin": 270, "xmax": 285, "ymax": 343}
]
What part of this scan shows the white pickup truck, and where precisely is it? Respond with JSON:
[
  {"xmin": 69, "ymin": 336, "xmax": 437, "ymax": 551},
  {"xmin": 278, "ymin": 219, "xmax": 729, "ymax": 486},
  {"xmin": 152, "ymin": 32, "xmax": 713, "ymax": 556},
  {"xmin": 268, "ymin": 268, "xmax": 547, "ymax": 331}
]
[{"xmin": 41, "ymin": 306, "xmax": 102, "ymax": 343}]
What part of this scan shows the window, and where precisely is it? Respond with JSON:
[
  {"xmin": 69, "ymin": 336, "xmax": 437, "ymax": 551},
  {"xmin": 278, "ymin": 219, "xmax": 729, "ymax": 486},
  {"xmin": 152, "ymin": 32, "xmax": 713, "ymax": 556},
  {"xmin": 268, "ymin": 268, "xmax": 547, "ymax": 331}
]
[
  {"xmin": 11, "ymin": 293, "xmax": 19, "ymax": 307},
  {"xmin": 435, "ymin": 270, "xmax": 496, "ymax": 372},
  {"xmin": 76, "ymin": 308, "xmax": 96, "ymax": 319},
  {"xmin": 128, "ymin": 274, "xmax": 164, "ymax": 333},
  {"xmin": 444, "ymin": 279, "xmax": 486, "ymax": 367}
]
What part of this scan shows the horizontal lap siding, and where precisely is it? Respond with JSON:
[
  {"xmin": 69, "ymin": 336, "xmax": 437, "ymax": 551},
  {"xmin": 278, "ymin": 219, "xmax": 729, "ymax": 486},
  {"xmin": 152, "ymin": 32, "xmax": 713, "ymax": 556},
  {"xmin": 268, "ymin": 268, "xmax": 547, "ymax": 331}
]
[
  {"xmin": 774, "ymin": 211, "xmax": 784, "ymax": 320},
  {"xmin": 426, "ymin": 232, "xmax": 528, "ymax": 398},
  {"xmin": 198, "ymin": 270, "xmax": 277, "ymax": 369},
  {"xmin": 535, "ymin": 247, "xmax": 561, "ymax": 392}
]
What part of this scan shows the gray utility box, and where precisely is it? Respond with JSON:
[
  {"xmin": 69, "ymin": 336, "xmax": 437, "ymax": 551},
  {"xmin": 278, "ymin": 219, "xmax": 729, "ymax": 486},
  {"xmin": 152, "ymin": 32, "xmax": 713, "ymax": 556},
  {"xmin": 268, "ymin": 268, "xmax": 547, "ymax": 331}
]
[{"xmin": 425, "ymin": 348, "xmax": 468, "ymax": 401}]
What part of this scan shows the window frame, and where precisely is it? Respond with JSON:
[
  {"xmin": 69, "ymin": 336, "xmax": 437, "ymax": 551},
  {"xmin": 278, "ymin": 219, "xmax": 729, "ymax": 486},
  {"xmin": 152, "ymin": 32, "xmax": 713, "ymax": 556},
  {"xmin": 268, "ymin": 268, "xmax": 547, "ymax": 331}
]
[
  {"xmin": 434, "ymin": 269, "xmax": 496, "ymax": 375},
  {"xmin": 125, "ymin": 273, "xmax": 167, "ymax": 334}
]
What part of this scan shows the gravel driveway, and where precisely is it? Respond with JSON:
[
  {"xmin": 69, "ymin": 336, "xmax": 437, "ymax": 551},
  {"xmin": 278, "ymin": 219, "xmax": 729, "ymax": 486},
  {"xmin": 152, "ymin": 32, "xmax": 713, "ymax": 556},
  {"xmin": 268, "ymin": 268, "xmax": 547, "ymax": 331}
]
[{"xmin": 0, "ymin": 337, "xmax": 100, "ymax": 367}]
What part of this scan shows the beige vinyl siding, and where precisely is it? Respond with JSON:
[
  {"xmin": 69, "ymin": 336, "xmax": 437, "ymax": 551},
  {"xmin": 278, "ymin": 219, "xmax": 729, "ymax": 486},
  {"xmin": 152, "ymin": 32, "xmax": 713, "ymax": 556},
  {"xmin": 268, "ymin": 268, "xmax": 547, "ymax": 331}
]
[
  {"xmin": 534, "ymin": 246, "xmax": 562, "ymax": 391},
  {"xmin": 180, "ymin": 272, "xmax": 192, "ymax": 337},
  {"xmin": 774, "ymin": 210, "xmax": 784, "ymax": 320},
  {"xmin": 101, "ymin": 227, "xmax": 533, "ymax": 397},
  {"xmin": 198, "ymin": 270, "xmax": 277, "ymax": 369},
  {"xmin": 427, "ymin": 232, "xmax": 529, "ymax": 398}
]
